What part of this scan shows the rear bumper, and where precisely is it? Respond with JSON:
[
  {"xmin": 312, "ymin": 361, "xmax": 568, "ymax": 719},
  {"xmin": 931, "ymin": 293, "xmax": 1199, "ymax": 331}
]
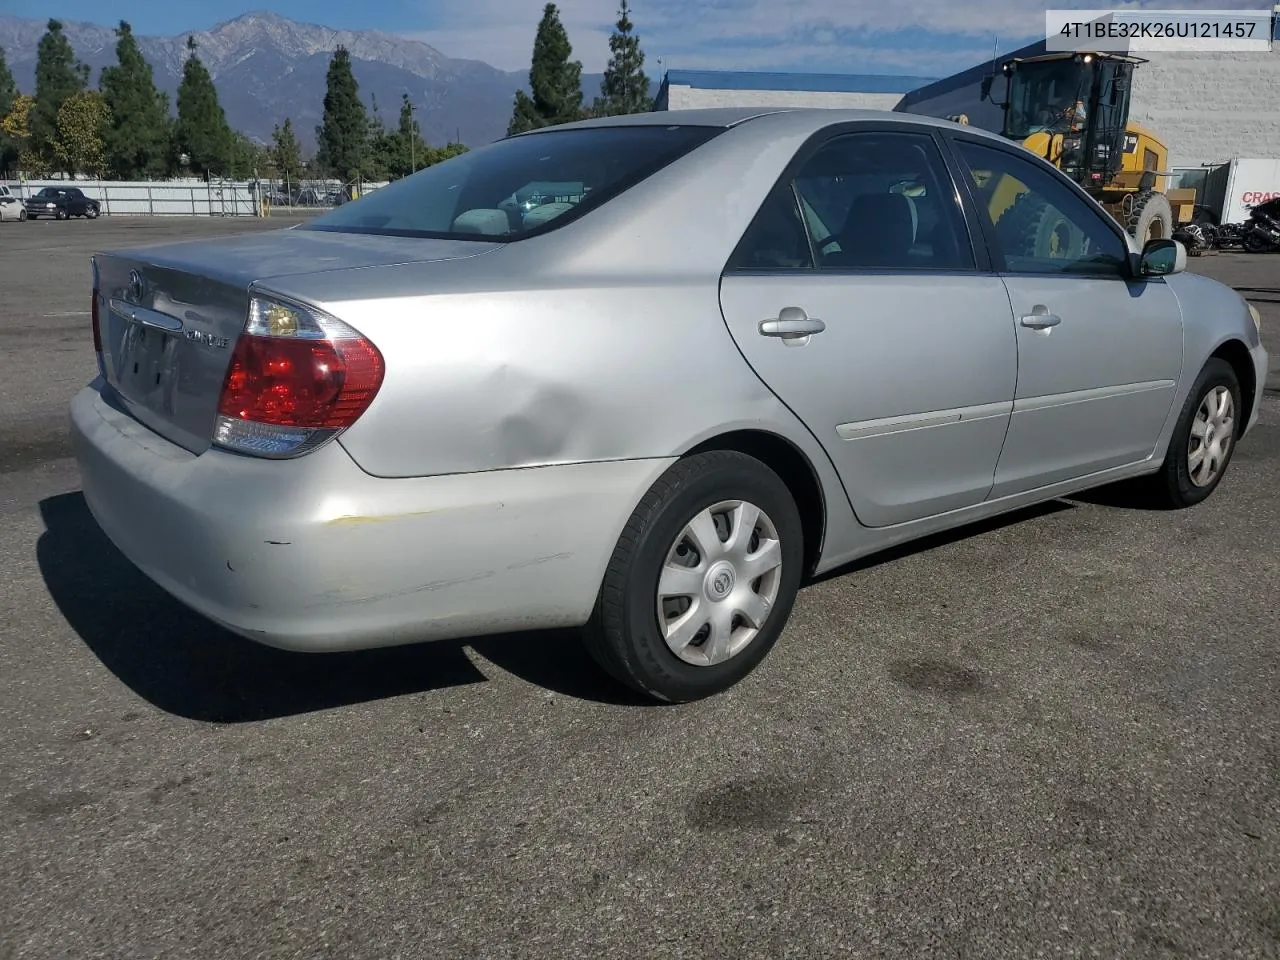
[{"xmin": 70, "ymin": 380, "xmax": 674, "ymax": 652}]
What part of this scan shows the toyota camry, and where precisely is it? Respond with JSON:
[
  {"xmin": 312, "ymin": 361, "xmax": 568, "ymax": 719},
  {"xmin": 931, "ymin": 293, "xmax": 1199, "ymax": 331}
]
[{"xmin": 70, "ymin": 107, "xmax": 1268, "ymax": 703}]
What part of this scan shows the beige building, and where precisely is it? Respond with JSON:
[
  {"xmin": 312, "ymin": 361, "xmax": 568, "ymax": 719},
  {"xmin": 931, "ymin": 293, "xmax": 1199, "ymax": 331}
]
[{"xmin": 653, "ymin": 70, "xmax": 938, "ymax": 113}]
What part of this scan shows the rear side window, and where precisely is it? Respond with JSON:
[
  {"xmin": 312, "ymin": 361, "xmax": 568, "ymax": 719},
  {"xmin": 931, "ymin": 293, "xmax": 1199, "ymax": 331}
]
[
  {"xmin": 303, "ymin": 125, "xmax": 722, "ymax": 241},
  {"xmin": 793, "ymin": 132, "xmax": 974, "ymax": 271}
]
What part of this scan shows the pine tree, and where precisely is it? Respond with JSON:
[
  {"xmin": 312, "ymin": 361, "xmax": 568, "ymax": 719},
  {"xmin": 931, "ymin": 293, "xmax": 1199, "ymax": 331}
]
[
  {"xmin": 270, "ymin": 117, "xmax": 302, "ymax": 186},
  {"xmin": 508, "ymin": 3, "xmax": 585, "ymax": 135},
  {"xmin": 31, "ymin": 20, "xmax": 89, "ymax": 174},
  {"xmin": 592, "ymin": 1, "xmax": 652, "ymax": 116},
  {"xmin": 99, "ymin": 21, "xmax": 171, "ymax": 179},
  {"xmin": 174, "ymin": 37, "xmax": 232, "ymax": 176},
  {"xmin": 0, "ymin": 46, "xmax": 18, "ymax": 174},
  {"xmin": 315, "ymin": 46, "xmax": 368, "ymax": 182}
]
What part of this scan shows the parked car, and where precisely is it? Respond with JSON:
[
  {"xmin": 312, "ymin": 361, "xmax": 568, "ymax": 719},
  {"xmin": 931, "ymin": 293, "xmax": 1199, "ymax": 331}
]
[
  {"xmin": 25, "ymin": 186, "xmax": 100, "ymax": 220},
  {"xmin": 0, "ymin": 184, "xmax": 25, "ymax": 221},
  {"xmin": 71, "ymin": 108, "xmax": 1268, "ymax": 703}
]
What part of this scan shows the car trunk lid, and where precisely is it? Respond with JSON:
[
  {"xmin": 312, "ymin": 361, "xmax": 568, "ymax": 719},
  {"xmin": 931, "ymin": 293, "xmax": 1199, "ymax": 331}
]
[{"xmin": 94, "ymin": 228, "xmax": 501, "ymax": 455}]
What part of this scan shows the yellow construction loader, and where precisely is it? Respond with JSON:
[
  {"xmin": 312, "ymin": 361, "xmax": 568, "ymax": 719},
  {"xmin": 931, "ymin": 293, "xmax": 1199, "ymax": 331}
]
[{"xmin": 974, "ymin": 50, "xmax": 1194, "ymax": 245}]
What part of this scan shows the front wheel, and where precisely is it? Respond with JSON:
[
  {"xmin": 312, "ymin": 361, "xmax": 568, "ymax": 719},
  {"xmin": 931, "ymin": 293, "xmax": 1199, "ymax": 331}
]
[
  {"xmin": 582, "ymin": 450, "xmax": 805, "ymax": 703},
  {"xmin": 56, "ymin": 208, "xmax": 68, "ymax": 221},
  {"xmin": 1142, "ymin": 358, "xmax": 1242, "ymax": 508},
  {"xmin": 85, "ymin": 205, "xmax": 99, "ymax": 219},
  {"xmin": 1243, "ymin": 231, "xmax": 1274, "ymax": 253}
]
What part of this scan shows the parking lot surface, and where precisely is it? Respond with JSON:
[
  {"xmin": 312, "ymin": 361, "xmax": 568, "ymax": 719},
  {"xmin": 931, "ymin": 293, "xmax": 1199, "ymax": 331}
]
[{"xmin": 2, "ymin": 217, "xmax": 1278, "ymax": 959}]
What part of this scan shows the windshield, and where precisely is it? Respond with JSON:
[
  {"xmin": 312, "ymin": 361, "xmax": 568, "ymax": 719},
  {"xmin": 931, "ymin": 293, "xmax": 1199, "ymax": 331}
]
[
  {"xmin": 1006, "ymin": 59, "xmax": 1093, "ymax": 140},
  {"xmin": 302, "ymin": 124, "xmax": 723, "ymax": 241}
]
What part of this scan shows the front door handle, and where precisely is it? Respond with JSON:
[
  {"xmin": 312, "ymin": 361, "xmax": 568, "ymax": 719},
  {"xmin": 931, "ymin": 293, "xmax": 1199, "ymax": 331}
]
[
  {"xmin": 1020, "ymin": 305, "xmax": 1061, "ymax": 330},
  {"xmin": 760, "ymin": 307, "xmax": 826, "ymax": 338}
]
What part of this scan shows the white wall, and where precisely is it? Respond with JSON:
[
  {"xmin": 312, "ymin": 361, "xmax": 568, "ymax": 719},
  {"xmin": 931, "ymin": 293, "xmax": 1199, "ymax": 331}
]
[
  {"xmin": 1121, "ymin": 51, "xmax": 1280, "ymax": 168},
  {"xmin": 664, "ymin": 83, "xmax": 904, "ymax": 111}
]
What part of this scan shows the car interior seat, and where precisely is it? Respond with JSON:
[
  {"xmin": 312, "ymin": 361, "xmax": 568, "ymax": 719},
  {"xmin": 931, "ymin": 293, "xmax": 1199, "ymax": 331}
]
[{"xmin": 829, "ymin": 193, "xmax": 916, "ymax": 268}]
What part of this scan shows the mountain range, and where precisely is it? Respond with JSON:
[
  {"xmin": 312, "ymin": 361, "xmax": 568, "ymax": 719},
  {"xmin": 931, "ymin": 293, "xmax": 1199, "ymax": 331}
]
[{"xmin": 0, "ymin": 11, "xmax": 657, "ymax": 151}]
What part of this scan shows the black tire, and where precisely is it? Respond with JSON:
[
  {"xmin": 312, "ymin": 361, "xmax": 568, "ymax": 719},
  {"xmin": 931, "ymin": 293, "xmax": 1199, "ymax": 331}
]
[
  {"xmin": 85, "ymin": 205, "xmax": 98, "ymax": 219},
  {"xmin": 582, "ymin": 450, "xmax": 805, "ymax": 703},
  {"xmin": 56, "ymin": 208, "xmax": 68, "ymax": 221},
  {"xmin": 1142, "ymin": 358, "xmax": 1242, "ymax": 509},
  {"xmin": 1000, "ymin": 192, "xmax": 1085, "ymax": 261},
  {"xmin": 1242, "ymin": 231, "xmax": 1273, "ymax": 254},
  {"xmin": 1126, "ymin": 191, "xmax": 1174, "ymax": 243}
]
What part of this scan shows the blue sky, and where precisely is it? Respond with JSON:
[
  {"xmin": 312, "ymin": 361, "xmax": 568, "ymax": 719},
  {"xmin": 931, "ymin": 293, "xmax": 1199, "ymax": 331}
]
[{"xmin": 6, "ymin": 0, "xmax": 1272, "ymax": 75}]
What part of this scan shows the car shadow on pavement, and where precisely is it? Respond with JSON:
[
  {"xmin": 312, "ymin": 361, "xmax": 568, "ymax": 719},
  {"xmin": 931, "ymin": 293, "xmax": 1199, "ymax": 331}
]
[{"xmin": 35, "ymin": 493, "xmax": 650, "ymax": 723}]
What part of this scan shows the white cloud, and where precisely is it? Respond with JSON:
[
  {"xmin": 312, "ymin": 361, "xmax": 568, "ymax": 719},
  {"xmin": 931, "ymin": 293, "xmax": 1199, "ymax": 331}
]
[{"xmin": 409, "ymin": 0, "xmax": 1267, "ymax": 73}]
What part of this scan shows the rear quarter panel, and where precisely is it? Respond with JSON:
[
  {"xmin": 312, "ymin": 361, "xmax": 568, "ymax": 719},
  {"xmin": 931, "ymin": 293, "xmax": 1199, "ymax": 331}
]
[{"xmin": 261, "ymin": 255, "xmax": 867, "ymax": 571}]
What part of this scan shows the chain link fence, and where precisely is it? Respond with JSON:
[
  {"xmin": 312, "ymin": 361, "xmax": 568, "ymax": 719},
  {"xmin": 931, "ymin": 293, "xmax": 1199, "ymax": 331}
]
[{"xmin": 257, "ymin": 176, "xmax": 389, "ymax": 216}]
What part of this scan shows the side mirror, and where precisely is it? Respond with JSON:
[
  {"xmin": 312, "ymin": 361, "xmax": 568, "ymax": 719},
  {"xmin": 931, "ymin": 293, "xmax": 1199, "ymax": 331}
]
[
  {"xmin": 980, "ymin": 76, "xmax": 993, "ymax": 101},
  {"xmin": 1139, "ymin": 237, "xmax": 1186, "ymax": 277}
]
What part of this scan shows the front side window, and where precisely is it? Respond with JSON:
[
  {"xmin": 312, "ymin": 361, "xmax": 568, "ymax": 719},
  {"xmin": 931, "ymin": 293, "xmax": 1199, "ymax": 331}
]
[
  {"xmin": 954, "ymin": 140, "xmax": 1128, "ymax": 276},
  {"xmin": 790, "ymin": 131, "xmax": 975, "ymax": 271},
  {"xmin": 302, "ymin": 124, "xmax": 722, "ymax": 241}
]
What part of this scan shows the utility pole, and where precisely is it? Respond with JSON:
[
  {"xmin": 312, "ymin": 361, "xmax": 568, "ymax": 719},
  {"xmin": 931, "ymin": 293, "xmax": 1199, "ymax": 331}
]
[{"xmin": 408, "ymin": 99, "xmax": 416, "ymax": 174}]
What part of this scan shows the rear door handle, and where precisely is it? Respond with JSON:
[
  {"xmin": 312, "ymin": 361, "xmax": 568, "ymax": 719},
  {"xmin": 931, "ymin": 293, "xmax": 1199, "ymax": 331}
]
[
  {"xmin": 760, "ymin": 307, "xmax": 825, "ymax": 338},
  {"xmin": 1020, "ymin": 307, "xmax": 1061, "ymax": 330}
]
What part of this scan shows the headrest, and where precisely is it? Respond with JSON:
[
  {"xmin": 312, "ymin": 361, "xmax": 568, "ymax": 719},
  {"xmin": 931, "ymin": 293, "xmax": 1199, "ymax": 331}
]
[
  {"xmin": 521, "ymin": 202, "xmax": 576, "ymax": 229},
  {"xmin": 835, "ymin": 193, "xmax": 916, "ymax": 266},
  {"xmin": 451, "ymin": 208, "xmax": 510, "ymax": 236}
]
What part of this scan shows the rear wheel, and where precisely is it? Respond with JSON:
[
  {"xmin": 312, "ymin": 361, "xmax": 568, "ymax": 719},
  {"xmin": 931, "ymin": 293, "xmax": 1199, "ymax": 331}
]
[
  {"xmin": 1141, "ymin": 358, "xmax": 1241, "ymax": 508},
  {"xmin": 582, "ymin": 451, "xmax": 804, "ymax": 703},
  {"xmin": 18, "ymin": 209, "xmax": 26, "ymax": 221}
]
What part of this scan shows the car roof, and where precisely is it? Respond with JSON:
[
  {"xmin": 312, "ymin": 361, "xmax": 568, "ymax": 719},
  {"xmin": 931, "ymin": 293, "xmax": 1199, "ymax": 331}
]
[{"xmin": 515, "ymin": 106, "xmax": 1007, "ymax": 144}]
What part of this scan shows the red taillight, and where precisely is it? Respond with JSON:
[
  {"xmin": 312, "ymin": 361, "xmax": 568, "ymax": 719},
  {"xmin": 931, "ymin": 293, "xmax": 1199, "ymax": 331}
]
[
  {"xmin": 217, "ymin": 333, "xmax": 384, "ymax": 429},
  {"xmin": 213, "ymin": 294, "xmax": 384, "ymax": 458},
  {"xmin": 90, "ymin": 262, "xmax": 102, "ymax": 353},
  {"xmin": 91, "ymin": 295, "xmax": 102, "ymax": 352}
]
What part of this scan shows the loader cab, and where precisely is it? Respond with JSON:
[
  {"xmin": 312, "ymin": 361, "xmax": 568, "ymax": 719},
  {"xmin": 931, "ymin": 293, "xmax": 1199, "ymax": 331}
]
[{"xmin": 981, "ymin": 52, "xmax": 1138, "ymax": 190}]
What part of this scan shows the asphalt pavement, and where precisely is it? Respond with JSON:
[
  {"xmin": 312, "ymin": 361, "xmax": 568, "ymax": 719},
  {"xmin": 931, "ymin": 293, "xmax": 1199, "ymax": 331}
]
[{"xmin": 2, "ymin": 216, "xmax": 1278, "ymax": 960}]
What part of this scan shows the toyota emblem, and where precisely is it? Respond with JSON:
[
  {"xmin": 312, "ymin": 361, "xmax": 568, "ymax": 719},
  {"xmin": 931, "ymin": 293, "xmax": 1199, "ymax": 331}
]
[{"xmin": 128, "ymin": 269, "xmax": 145, "ymax": 303}]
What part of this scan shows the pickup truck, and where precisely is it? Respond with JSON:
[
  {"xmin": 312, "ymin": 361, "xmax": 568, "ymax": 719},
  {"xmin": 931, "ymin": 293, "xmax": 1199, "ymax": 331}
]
[{"xmin": 24, "ymin": 185, "xmax": 101, "ymax": 220}]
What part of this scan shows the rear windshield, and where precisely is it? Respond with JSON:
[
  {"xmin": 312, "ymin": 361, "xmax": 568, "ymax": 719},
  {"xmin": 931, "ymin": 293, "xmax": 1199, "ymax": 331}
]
[{"xmin": 301, "ymin": 124, "xmax": 722, "ymax": 241}]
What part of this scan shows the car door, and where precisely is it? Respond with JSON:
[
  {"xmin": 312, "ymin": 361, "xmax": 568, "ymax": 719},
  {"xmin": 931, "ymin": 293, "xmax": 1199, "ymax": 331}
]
[
  {"xmin": 718, "ymin": 125, "xmax": 1019, "ymax": 528},
  {"xmin": 945, "ymin": 135, "xmax": 1184, "ymax": 499}
]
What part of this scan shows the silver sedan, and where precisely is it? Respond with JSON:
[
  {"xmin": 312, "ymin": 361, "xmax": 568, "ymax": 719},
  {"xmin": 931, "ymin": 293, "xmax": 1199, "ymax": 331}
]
[{"xmin": 70, "ymin": 107, "xmax": 1269, "ymax": 703}]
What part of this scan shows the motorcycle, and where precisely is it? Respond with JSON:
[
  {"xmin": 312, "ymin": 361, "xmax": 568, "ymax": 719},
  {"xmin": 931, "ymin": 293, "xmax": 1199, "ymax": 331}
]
[
  {"xmin": 1207, "ymin": 221, "xmax": 1245, "ymax": 250},
  {"xmin": 1241, "ymin": 197, "xmax": 1280, "ymax": 253},
  {"xmin": 1172, "ymin": 222, "xmax": 1212, "ymax": 257}
]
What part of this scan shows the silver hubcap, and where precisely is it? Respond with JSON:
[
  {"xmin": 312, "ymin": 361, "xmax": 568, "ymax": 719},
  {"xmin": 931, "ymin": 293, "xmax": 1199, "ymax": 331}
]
[
  {"xmin": 656, "ymin": 500, "xmax": 784, "ymax": 667},
  {"xmin": 1188, "ymin": 385, "xmax": 1234, "ymax": 487}
]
